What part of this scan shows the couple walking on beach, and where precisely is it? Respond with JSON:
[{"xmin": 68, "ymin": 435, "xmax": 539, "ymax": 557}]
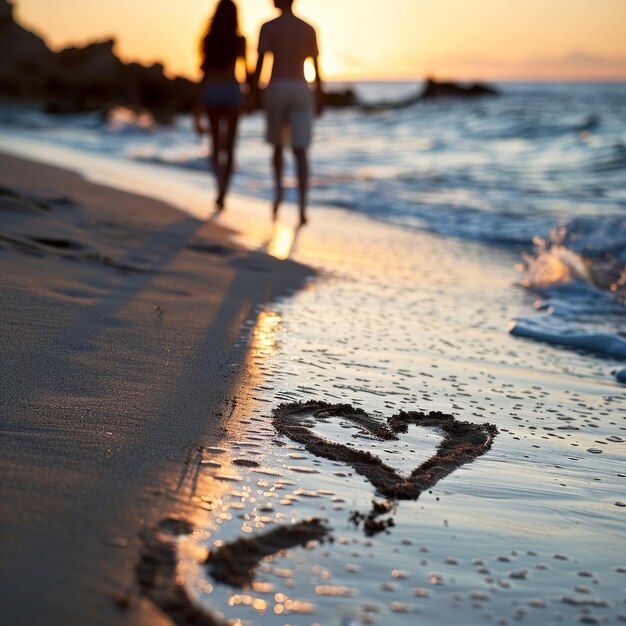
[{"xmin": 195, "ymin": 0, "xmax": 324, "ymax": 225}]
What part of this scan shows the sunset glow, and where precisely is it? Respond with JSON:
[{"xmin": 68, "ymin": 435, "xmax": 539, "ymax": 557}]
[{"xmin": 14, "ymin": 0, "xmax": 626, "ymax": 81}]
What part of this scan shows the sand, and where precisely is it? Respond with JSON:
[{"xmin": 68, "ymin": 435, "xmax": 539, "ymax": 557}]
[
  {"xmin": 272, "ymin": 401, "xmax": 498, "ymax": 500},
  {"xmin": 1, "ymin": 146, "xmax": 624, "ymax": 626},
  {"xmin": 146, "ymin": 198, "xmax": 624, "ymax": 625},
  {"xmin": 0, "ymin": 153, "xmax": 312, "ymax": 626}
]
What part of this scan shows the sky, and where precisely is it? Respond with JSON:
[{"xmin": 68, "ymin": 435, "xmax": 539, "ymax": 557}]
[{"xmin": 13, "ymin": 0, "xmax": 626, "ymax": 81}]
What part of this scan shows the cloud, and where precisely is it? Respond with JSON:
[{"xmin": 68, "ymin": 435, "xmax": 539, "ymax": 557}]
[
  {"xmin": 414, "ymin": 50, "xmax": 626, "ymax": 80},
  {"xmin": 527, "ymin": 51, "xmax": 626, "ymax": 70}
]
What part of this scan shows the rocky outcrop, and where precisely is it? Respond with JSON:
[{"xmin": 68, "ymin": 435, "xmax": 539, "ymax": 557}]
[
  {"xmin": 0, "ymin": 0, "xmax": 196, "ymax": 119},
  {"xmin": 360, "ymin": 78, "xmax": 499, "ymax": 111},
  {"xmin": 0, "ymin": 0, "xmax": 57, "ymax": 98},
  {"xmin": 324, "ymin": 87, "xmax": 358, "ymax": 108},
  {"xmin": 0, "ymin": 1, "xmax": 498, "ymax": 117},
  {"xmin": 419, "ymin": 77, "xmax": 498, "ymax": 99}
]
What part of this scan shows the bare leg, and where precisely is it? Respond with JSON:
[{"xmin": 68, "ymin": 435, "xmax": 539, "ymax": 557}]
[
  {"xmin": 217, "ymin": 109, "xmax": 240, "ymax": 208},
  {"xmin": 293, "ymin": 147, "xmax": 309, "ymax": 225},
  {"xmin": 272, "ymin": 145, "xmax": 284, "ymax": 220},
  {"xmin": 208, "ymin": 109, "xmax": 225, "ymax": 210}
]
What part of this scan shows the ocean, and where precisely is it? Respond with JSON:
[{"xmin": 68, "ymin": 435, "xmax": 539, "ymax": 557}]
[
  {"xmin": 2, "ymin": 81, "xmax": 625, "ymax": 367},
  {"xmin": 1, "ymin": 81, "xmax": 625, "ymax": 625}
]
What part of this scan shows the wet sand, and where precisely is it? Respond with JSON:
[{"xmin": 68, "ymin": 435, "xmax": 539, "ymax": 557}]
[
  {"xmin": 158, "ymin": 203, "xmax": 624, "ymax": 626},
  {"xmin": 1, "ymin": 146, "xmax": 624, "ymax": 626},
  {"xmin": 0, "ymin": 153, "xmax": 312, "ymax": 626},
  {"xmin": 273, "ymin": 401, "xmax": 497, "ymax": 500}
]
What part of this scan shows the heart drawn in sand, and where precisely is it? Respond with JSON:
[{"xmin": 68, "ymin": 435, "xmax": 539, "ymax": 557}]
[{"xmin": 272, "ymin": 401, "xmax": 498, "ymax": 500}]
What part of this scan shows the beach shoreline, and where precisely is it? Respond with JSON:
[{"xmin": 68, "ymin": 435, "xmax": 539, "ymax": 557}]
[
  {"xmin": 1, "ymin": 128, "xmax": 624, "ymax": 625},
  {"xmin": 0, "ymin": 152, "xmax": 313, "ymax": 626}
]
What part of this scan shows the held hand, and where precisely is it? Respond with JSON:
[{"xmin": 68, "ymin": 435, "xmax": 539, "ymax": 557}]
[
  {"xmin": 244, "ymin": 87, "xmax": 261, "ymax": 114},
  {"xmin": 243, "ymin": 92, "xmax": 256, "ymax": 114}
]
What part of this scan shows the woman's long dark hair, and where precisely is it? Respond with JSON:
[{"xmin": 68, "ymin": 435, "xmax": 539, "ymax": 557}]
[{"xmin": 201, "ymin": 0, "xmax": 241, "ymax": 71}]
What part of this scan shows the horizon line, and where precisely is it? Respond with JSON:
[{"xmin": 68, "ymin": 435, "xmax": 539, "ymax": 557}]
[{"xmin": 321, "ymin": 76, "xmax": 626, "ymax": 84}]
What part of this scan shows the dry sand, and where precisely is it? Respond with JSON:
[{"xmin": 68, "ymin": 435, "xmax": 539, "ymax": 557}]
[{"xmin": 0, "ymin": 153, "xmax": 312, "ymax": 626}]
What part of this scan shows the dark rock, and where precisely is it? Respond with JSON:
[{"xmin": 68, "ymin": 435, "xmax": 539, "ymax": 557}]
[
  {"xmin": 359, "ymin": 77, "xmax": 498, "ymax": 112},
  {"xmin": 0, "ymin": 0, "xmax": 57, "ymax": 99},
  {"xmin": 420, "ymin": 77, "xmax": 499, "ymax": 99},
  {"xmin": 0, "ymin": 0, "xmax": 197, "ymax": 119},
  {"xmin": 324, "ymin": 88, "xmax": 358, "ymax": 108}
]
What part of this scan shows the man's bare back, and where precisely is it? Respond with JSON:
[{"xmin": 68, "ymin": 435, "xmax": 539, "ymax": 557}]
[{"xmin": 258, "ymin": 13, "xmax": 318, "ymax": 83}]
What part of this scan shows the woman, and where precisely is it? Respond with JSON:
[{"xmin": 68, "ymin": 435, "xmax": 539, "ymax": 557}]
[{"xmin": 195, "ymin": 0, "xmax": 247, "ymax": 211}]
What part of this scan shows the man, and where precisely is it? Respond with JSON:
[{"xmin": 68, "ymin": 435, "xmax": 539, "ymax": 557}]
[{"xmin": 251, "ymin": 0, "xmax": 324, "ymax": 225}]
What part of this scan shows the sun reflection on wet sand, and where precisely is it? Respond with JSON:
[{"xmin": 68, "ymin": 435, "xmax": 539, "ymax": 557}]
[
  {"xmin": 266, "ymin": 222, "xmax": 302, "ymax": 261},
  {"xmin": 250, "ymin": 310, "xmax": 281, "ymax": 355},
  {"xmin": 172, "ymin": 304, "xmax": 295, "ymax": 621}
]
